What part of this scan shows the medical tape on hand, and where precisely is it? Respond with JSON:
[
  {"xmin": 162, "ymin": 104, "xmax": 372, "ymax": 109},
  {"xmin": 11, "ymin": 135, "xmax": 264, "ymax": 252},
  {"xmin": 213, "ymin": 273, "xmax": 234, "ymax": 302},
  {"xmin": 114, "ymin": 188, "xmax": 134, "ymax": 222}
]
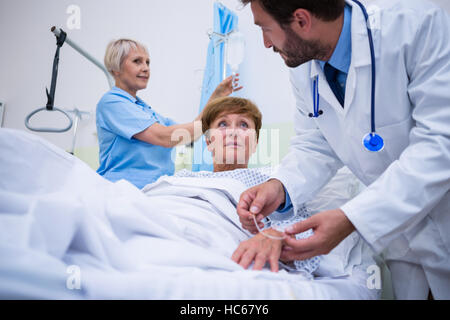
[{"xmin": 252, "ymin": 214, "xmax": 285, "ymax": 240}]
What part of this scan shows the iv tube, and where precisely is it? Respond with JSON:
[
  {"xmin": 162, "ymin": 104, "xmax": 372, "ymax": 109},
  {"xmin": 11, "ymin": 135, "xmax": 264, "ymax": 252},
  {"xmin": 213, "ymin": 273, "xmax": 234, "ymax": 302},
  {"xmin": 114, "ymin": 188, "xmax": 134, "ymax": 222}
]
[
  {"xmin": 252, "ymin": 215, "xmax": 285, "ymax": 240},
  {"xmin": 227, "ymin": 31, "xmax": 245, "ymax": 78}
]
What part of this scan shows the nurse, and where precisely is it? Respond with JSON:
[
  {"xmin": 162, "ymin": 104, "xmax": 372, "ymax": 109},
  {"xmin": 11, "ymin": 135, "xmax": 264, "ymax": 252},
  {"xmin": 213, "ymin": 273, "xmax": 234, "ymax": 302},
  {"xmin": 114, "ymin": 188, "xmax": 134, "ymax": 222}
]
[
  {"xmin": 236, "ymin": 0, "xmax": 450, "ymax": 299},
  {"xmin": 96, "ymin": 39, "xmax": 241, "ymax": 188}
]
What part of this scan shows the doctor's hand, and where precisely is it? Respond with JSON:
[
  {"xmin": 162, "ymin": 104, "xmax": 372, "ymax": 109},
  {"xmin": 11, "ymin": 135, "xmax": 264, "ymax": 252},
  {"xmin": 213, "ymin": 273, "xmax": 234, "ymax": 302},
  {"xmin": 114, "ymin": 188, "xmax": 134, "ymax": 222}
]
[
  {"xmin": 280, "ymin": 209, "xmax": 355, "ymax": 261},
  {"xmin": 237, "ymin": 179, "xmax": 286, "ymax": 234},
  {"xmin": 231, "ymin": 229, "xmax": 284, "ymax": 272}
]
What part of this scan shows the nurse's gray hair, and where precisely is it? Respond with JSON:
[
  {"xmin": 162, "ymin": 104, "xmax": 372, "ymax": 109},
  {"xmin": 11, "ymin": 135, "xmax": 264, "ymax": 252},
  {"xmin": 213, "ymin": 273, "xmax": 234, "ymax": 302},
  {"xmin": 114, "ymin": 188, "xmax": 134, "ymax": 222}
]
[{"xmin": 104, "ymin": 39, "xmax": 149, "ymax": 75}]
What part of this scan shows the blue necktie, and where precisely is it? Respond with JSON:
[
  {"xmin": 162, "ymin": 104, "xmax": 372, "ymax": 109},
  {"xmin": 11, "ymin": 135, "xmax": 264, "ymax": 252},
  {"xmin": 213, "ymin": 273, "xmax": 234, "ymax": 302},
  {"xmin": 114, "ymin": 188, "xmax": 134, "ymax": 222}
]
[{"xmin": 324, "ymin": 63, "xmax": 345, "ymax": 107}]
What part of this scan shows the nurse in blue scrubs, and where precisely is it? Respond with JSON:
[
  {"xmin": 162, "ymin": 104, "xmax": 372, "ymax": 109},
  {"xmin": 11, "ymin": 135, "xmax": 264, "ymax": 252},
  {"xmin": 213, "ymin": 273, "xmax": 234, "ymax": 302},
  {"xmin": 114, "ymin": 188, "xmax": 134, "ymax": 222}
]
[{"xmin": 96, "ymin": 39, "xmax": 241, "ymax": 188}]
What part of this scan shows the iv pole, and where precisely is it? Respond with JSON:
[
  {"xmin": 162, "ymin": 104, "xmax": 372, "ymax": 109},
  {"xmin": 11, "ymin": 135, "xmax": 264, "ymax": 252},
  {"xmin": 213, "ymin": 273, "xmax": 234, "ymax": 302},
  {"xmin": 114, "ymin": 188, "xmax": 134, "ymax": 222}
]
[
  {"xmin": 52, "ymin": 26, "xmax": 114, "ymax": 154},
  {"xmin": 25, "ymin": 26, "xmax": 114, "ymax": 154},
  {"xmin": 51, "ymin": 26, "xmax": 114, "ymax": 88}
]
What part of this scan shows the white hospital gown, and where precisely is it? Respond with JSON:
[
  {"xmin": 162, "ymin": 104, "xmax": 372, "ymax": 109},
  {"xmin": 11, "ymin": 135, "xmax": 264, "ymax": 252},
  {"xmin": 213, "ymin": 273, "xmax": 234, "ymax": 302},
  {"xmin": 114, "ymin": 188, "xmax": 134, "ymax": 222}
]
[{"xmin": 175, "ymin": 167, "xmax": 321, "ymax": 274}]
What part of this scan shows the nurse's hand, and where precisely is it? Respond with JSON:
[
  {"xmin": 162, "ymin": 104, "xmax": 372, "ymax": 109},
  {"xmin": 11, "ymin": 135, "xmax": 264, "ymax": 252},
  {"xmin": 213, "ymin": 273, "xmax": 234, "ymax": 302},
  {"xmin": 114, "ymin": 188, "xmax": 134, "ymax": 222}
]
[
  {"xmin": 237, "ymin": 179, "xmax": 286, "ymax": 234},
  {"xmin": 231, "ymin": 229, "xmax": 284, "ymax": 272},
  {"xmin": 197, "ymin": 75, "xmax": 243, "ymax": 122},
  {"xmin": 280, "ymin": 209, "xmax": 355, "ymax": 261},
  {"xmin": 209, "ymin": 74, "xmax": 243, "ymax": 101}
]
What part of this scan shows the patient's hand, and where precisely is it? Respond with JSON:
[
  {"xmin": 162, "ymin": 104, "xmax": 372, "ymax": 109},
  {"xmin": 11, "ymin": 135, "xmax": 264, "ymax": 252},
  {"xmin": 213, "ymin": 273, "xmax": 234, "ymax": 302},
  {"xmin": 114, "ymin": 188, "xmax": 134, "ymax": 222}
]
[{"xmin": 231, "ymin": 229, "xmax": 283, "ymax": 272}]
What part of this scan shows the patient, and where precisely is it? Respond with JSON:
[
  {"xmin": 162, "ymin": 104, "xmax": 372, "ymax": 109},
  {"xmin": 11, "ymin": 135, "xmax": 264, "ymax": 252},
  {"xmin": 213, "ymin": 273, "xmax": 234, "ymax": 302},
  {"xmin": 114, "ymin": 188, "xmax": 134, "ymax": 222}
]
[{"xmin": 174, "ymin": 96, "xmax": 318, "ymax": 273}]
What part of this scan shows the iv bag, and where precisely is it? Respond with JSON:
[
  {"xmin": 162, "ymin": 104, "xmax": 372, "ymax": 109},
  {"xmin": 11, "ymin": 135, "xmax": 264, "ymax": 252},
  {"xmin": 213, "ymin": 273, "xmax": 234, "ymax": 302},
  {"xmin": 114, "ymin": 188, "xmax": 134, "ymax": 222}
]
[{"xmin": 227, "ymin": 31, "xmax": 245, "ymax": 73}]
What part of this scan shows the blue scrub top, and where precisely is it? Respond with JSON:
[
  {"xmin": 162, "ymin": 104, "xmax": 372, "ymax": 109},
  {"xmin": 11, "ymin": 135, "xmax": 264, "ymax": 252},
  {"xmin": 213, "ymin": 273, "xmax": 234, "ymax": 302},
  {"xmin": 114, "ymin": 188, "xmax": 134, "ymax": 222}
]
[{"xmin": 96, "ymin": 87, "xmax": 177, "ymax": 189}]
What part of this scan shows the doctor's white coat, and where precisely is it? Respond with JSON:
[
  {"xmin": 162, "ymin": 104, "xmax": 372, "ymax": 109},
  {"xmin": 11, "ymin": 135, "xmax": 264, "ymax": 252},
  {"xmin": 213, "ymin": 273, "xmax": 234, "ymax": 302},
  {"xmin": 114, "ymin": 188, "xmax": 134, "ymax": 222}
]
[{"xmin": 272, "ymin": 0, "xmax": 450, "ymax": 299}]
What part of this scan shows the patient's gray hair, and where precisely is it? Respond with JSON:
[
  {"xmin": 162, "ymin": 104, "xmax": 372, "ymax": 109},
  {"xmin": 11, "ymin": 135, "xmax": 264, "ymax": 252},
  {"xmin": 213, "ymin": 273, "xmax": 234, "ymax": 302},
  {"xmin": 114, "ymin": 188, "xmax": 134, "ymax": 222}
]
[{"xmin": 104, "ymin": 39, "xmax": 149, "ymax": 75}]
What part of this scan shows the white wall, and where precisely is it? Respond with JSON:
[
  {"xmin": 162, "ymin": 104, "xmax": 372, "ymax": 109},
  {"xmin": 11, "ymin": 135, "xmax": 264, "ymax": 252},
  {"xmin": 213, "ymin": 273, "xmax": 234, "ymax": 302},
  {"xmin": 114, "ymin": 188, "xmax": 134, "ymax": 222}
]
[{"xmin": 0, "ymin": 0, "xmax": 449, "ymax": 151}]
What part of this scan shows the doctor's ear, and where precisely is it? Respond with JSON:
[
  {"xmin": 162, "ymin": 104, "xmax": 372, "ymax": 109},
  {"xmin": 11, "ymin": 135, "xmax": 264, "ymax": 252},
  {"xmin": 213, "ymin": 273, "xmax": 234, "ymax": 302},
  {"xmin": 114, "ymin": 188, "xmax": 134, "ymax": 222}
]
[{"xmin": 291, "ymin": 9, "xmax": 312, "ymax": 32}]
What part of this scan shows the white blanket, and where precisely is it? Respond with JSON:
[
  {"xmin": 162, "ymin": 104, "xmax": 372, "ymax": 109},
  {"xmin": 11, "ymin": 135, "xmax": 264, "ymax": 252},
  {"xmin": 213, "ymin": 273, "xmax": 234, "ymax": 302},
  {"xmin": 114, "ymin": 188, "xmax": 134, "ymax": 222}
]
[{"xmin": 0, "ymin": 129, "xmax": 379, "ymax": 299}]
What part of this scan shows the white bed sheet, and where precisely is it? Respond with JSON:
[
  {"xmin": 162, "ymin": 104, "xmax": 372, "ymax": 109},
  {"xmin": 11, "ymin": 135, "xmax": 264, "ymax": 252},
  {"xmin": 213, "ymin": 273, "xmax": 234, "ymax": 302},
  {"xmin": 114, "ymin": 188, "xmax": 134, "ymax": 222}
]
[{"xmin": 0, "ymin": 129, "xmax": 380, "ymax": 299}]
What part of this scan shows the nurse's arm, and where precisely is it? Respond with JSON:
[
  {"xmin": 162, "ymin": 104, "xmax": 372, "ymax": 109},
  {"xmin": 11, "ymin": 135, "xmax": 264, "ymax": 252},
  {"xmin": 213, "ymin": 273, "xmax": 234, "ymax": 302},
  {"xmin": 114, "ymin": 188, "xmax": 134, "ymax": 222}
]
[{"xmin": 133, "ymin": 121, "xmax": 202, "ymax": 148}]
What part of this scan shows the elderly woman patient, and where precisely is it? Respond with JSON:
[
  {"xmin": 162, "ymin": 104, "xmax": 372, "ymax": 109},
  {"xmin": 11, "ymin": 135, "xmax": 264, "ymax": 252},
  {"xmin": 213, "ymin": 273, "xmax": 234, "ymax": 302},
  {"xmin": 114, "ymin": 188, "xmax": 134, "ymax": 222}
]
[{"xmin": 171, "ymin": 96, "xmax": 319, "ymax": 273}]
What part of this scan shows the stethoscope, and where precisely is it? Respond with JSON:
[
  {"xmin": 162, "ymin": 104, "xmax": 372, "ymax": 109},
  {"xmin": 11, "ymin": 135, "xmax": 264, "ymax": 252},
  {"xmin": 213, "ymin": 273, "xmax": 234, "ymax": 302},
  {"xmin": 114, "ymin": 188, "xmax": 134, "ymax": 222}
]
[{"xmin": 309, "ymin": 0, "xmax": 384, "ymax": 152}]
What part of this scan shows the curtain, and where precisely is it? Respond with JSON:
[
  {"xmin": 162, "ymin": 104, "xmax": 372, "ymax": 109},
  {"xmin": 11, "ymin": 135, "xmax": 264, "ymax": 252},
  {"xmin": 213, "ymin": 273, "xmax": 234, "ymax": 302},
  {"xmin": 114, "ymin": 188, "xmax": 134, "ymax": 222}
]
[{"xmin": 192, "ymin": 1, "xmax": 238, "ymax": 172}]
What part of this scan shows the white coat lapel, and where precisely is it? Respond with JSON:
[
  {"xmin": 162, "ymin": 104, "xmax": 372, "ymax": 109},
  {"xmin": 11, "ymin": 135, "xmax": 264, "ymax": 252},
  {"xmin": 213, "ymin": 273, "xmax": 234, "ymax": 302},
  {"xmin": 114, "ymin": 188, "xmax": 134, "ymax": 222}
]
[
  {"xmin": 308, "ymin": 1, "xmax": 382, "ymax": 117},
  {"xmin": 344, "ymin": 0, "xmax": 381, "ymax": 117},
  {"xmin": 310, "ymin": 60, "xmax": 344, "ymax": 115}
]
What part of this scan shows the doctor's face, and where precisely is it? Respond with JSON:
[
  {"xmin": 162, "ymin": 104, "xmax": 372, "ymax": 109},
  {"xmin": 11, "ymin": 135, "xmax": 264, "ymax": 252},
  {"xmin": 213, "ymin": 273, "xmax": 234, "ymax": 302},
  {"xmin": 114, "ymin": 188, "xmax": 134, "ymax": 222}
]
[
  {"xmin": 251, "ymin": 1, "xmax": 329, "ymax": 68},
  {"xmin": 114, "ymin": 47, "xmax": 150, "ymax": 97},
  {"xmin": 206, "ymin": 112, "xmax": 258, "ymax": 166}
]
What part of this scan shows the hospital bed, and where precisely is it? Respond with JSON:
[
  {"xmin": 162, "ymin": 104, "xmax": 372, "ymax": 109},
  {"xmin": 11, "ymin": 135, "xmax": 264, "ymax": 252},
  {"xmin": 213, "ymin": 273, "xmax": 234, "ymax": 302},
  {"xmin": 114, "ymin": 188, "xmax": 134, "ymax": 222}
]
[
  {"xmin": 0, "ymin": 128, "xmax": 390, "ymax": 299},
  {"xmin": 70, "ymin": 125, "xmax": 400, "ymax": 300}
]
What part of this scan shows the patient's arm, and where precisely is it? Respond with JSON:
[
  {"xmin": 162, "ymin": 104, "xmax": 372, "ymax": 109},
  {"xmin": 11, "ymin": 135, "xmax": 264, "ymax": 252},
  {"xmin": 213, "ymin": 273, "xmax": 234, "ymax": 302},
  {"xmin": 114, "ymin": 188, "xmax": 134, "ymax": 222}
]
[{"xmin": 231, "ymin": 229, "xmax": 284, "ymax": 272}]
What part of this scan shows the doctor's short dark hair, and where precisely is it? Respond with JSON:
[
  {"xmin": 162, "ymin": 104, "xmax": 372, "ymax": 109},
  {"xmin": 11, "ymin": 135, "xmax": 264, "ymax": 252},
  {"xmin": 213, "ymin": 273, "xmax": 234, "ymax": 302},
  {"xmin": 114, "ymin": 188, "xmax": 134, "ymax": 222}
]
[{"xmin": 240, "ymin": 0, "xmax": 345, "ymax": 25}]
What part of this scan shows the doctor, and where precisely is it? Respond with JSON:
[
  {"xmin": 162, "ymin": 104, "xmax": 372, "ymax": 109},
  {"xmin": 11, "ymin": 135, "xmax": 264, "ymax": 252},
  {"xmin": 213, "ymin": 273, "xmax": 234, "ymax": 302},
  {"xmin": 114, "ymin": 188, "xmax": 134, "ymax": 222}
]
[{"xmin": 237, "ymin": 0, "xmax": 450, "ymax": 299}]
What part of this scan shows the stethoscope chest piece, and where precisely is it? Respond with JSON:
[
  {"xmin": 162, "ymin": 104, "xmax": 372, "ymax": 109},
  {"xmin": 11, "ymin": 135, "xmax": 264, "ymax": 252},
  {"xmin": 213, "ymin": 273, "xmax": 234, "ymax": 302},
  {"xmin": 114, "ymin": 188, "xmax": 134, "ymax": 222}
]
[{"xmin": 363, "ymin": 132, "xmax": 384, "ymax": 152}]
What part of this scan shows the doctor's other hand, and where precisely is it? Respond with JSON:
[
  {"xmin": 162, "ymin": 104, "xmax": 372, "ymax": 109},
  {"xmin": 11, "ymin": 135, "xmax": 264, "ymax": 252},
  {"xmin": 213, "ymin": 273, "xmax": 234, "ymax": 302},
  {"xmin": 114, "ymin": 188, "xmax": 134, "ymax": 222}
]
[
  {"xmin": 231, "ymin": 229, "xmax": 284, "ymax": 272},
  {"xmin": 209, "ymin": 74, "xmax": 243, "ymax": 101},
  {"xmin": 280, "ymin": 209, "xmax": 355, "ymax": 261},
  {"xmin": 237, "ymin": 179, "xmax": 286, "ymax": 234}
]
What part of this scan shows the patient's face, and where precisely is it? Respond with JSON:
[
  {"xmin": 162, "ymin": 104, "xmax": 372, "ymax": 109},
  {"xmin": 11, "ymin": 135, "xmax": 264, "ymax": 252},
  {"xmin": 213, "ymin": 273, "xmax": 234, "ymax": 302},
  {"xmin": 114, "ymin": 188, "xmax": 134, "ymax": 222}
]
[{"xmin": 206, "ymin": 112, "xmax": 258, "ymax": 166}]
